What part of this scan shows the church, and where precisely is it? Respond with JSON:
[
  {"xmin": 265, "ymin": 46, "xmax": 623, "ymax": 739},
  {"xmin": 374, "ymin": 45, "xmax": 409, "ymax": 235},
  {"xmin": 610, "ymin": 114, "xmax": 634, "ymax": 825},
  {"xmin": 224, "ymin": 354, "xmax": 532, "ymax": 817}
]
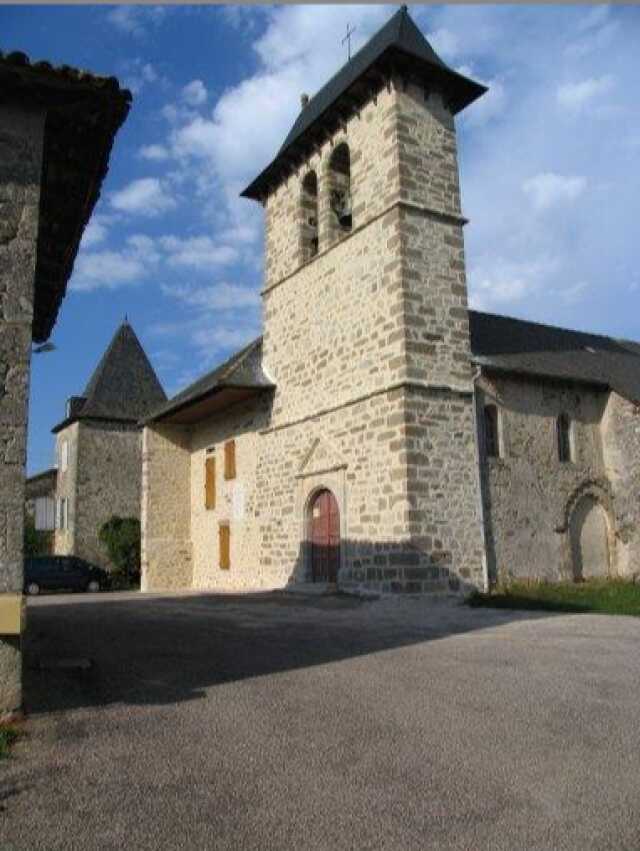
[{"xmin": 141, "ymin": 7, "xmax": 640, "ymax": 596}]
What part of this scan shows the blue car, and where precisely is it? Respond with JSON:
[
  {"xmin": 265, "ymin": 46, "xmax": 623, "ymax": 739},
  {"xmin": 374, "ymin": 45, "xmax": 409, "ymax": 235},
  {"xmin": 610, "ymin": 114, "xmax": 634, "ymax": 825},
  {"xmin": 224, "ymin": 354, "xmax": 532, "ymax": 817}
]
[{"xmin": 24, "ymin": 556, "xmax": 108, "ymax": 595}]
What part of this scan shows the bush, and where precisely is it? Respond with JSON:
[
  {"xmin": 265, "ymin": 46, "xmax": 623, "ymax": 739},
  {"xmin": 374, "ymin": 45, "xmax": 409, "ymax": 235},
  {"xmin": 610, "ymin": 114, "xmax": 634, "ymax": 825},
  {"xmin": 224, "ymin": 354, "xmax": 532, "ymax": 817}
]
[
  {"xmin": 24, "ymin": 513, "xmax": 52, "ymax": 558},
  {"xmin": 99, "ymin": 516, "xmax": 141, "ymax": 585}
]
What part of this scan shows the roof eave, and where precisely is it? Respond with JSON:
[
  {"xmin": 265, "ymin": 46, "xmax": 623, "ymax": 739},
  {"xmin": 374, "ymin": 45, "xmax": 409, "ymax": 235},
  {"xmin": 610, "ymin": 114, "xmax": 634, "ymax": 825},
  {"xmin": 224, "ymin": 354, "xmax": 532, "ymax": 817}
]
[{"xmin": 143, "ymin": 382, "xmax": 275, "ymax": 427}]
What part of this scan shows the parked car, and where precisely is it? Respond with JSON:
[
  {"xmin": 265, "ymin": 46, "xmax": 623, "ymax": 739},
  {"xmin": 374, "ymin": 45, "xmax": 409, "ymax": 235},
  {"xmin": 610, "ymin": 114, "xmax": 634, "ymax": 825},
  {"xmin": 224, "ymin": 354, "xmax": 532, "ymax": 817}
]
[{"xmin": 24, "ymin": 556, "xmax": 109, "ymax": 595}]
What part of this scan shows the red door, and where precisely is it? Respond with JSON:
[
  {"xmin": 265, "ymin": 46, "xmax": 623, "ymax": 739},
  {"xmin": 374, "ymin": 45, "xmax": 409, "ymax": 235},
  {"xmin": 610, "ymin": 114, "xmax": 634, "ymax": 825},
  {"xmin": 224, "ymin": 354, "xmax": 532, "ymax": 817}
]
[{"xmin": 310, "ymin": 489, "xmax": 340, "ymax": 583}]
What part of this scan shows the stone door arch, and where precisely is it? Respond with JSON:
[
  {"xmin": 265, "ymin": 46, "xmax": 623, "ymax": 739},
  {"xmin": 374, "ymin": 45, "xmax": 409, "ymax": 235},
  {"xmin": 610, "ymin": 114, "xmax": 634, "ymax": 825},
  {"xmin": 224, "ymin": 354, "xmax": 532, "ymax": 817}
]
[
  {"xmin": 569, "ymin": 496, "xmax": 610, "ymax": 580},
  {"xmin": 308, "ymin": 488, "xmax": 340, "ymax": 584}
]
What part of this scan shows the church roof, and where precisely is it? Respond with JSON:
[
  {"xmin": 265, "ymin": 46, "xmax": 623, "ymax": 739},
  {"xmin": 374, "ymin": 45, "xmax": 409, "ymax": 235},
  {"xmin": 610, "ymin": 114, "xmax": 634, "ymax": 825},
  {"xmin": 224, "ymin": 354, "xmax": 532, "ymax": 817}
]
[
  {"xmin": 144, "ymin": 311, "xmax": 640, "ymax": 428},
  {"xmin": 0, "ymin": 50, "xmax": 131, "ymax": 342},
  {"xmin": 144, "ymin": 337, "xmax": 274, "ymax": 425},
  {"xmin": 52, "ymin": 322, "xmax": 167, "ymax": 433},
  {"xmin": 470, "ymin": 310, "xmax": 640, "ymax": 402},
  {"xmin": 241, "ymin": 6, "xmax": 486, "ymax": 201}
]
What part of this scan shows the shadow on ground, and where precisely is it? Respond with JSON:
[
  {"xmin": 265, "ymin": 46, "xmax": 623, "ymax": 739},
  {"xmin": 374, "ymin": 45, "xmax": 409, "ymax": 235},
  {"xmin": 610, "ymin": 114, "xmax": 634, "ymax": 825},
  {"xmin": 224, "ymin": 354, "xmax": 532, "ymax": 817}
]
[{"xmin": 23, "ymin": 589, "xmax": 548, "ymax": 716}]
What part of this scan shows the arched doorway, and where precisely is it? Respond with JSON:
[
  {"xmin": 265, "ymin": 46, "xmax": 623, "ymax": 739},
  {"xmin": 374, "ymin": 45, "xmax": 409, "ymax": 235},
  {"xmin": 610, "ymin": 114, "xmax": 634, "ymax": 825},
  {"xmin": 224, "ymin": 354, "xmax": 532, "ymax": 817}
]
[
  {"xmin": 309, "ymin": 489, "xmax": 340, "ymax": 583},
  {"xmin": 569, "ymin": 496, "xmax": 610, "ymax": 580}
]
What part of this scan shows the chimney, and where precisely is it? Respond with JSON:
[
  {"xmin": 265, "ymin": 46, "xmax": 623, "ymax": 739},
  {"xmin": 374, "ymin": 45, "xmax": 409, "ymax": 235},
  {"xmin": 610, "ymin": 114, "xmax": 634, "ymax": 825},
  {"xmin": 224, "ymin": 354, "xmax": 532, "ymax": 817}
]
[{"xmin": 300, "ymin": 93, "xmax": 310, "ymax": 110}]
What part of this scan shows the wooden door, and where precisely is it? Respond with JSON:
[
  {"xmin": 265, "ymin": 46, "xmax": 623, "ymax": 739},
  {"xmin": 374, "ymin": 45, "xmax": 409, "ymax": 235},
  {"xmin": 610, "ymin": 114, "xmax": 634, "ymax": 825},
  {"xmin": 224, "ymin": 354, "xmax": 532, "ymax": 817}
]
[{"xmin": 310, "ymin": 489, "xmax": 340, "ymax": 583}]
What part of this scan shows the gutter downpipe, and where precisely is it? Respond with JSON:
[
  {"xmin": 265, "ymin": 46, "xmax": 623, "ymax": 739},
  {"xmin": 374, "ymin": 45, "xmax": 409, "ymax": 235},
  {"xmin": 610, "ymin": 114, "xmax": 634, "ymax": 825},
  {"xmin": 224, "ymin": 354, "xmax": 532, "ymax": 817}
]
[{"xmin": 471, "ymin": 364, "xmax": 490, "ymax": 593}]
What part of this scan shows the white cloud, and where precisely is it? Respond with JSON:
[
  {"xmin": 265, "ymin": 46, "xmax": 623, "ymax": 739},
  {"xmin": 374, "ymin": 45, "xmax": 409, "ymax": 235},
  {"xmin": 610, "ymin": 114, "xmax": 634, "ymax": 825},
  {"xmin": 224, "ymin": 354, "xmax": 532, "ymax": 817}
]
[
  {"xmin": 158, "ymin": 236, "xmax": 237, "ymax": 269},
  {"xmin": 122, "ymin": 60, "xmax": 159, "ymax": 95},
  {"xmin": 163, "ymin": 282, "xmax": 259, "ymax": 310},
  {"xmin": 182, "ymin": 79, "xmax": 207, "ymax": 107},
  {"xmin": 110, "ymin": 178, "xmax": 177, "ymax": 217},
  {"xmin": 427, "ymin": 28, "xmax": 460, "ymax": 60},
  {"xmin": 72, "ymin": 251, "xmax": 144, "ymax": 292},
  {"xmin": 139, "ymin": 144, "xmax": 170, "ymax": 162},
  {"xmin": 457, "ymin": 65, "xmax": 507, "ymax": 128},
  {"xmin": 468, "ymin": 257, "xmax": 560, "ymax": 313},
  {"xmin": 556, "ymin": 75, "xmax": 614, "ymax": 110},
  {"xmin": 522, "ymin": 173, "xmax": 587, "ymax": 211},
  {"xmin": 81, "ymin": 215, "xmax": 110, "ymax": 249},
  {"xmin": 106, "ymin": 5, "xmax": 169, "ymax": 37}
]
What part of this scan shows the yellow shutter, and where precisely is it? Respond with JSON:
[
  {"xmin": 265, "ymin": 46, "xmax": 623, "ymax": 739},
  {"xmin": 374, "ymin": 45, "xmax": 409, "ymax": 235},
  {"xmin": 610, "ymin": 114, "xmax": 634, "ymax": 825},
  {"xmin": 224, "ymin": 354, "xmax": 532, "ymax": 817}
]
[
  {"xmin": 224, "ymin": 440, "xmax": 236, "ymax": 480},
  {"xmin": 219, "ymin": 523, "xmax": 230, "ymax": 570},
  {"xmin": 205, "ymin": 456, "xmax": 216, "ymax": 510}
]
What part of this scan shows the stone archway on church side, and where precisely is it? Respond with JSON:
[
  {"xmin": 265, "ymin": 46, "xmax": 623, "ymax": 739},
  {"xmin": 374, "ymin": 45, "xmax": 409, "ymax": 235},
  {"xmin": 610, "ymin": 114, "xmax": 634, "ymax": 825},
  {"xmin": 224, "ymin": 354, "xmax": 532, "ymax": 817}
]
[{"xmin": 556, "ymin": 480, "xmax": 615, "ymax": 581}]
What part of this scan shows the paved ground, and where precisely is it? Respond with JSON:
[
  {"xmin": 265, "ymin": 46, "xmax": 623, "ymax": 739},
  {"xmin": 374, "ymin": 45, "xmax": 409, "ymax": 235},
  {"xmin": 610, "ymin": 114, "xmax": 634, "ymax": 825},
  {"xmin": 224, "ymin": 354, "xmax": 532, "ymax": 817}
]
[{"xmin": 2, "ymin": 590, "xmax": 640, "ymax": 850}]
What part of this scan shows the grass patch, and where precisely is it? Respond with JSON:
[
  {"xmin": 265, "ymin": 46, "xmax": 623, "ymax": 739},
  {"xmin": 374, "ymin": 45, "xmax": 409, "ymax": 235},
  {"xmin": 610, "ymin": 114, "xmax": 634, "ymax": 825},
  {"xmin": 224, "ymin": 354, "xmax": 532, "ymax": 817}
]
[
  {"xmin": 468, "ymin": 578, "xmax": 640, "ymax": 616},
  {"xmin": 0, "ymin": 725, "xmax": 20, "ymax": 760}
]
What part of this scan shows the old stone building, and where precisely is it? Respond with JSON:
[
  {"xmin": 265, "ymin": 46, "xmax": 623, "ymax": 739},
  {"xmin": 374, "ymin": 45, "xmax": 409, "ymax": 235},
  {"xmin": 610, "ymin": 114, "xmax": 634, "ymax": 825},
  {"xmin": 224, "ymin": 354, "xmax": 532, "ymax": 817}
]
[
  {"xmin": 0, "ymin": 51, "xmax": 130, "ymax": 716},
  {"xmin": 142, "ymin": 7, "xmax": 640, "ymax": 596},
  {"xmin": 50, "ymin": 321, "xmax": 166, "ymax": 569}
]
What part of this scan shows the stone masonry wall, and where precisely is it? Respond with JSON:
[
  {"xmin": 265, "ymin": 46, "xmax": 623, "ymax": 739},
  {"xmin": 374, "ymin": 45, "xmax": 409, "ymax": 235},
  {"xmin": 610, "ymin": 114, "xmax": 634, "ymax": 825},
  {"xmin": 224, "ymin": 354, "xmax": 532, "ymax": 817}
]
[
  {"xmin": 141, "ymin": 423, "xmax": 193, "ymax": 591},
  {"xmin": 73, "ymin": 421, "xmax": 143, "ymax": 569},
  {"xmin": 0, "ymin": 103, "xmax": 46, "ymax": 715},
  {"xmin": 53, "ymin": 422, "xmax": 79, "ymax": 556},
  {"xmin": 479, "ymin": 372, "xmax": 610, "ymax": 582},
  {"xmin": 601, "ymin": 391, "xmax": 640, "ymax": 578},
  {"xmin": 189, "ymin": 397, "xmax": 271, "ymax": 591}
]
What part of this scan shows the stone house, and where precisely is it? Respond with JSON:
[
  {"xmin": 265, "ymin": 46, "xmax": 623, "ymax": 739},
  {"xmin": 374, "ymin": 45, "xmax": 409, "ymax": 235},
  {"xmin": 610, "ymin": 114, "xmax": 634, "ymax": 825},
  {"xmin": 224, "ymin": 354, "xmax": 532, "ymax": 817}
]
[
  {"xmin": 141, "ymin": 7, "xmax": 640, "ymax": 597},
  {"xmin": 24, "ymin": 467, "xmax": 57, "ymax": 553},
  {"xmin": 0, "ymin": 50, "xmax": 130, "ymax": 716},
  {"xmin": 50, "ymin": 320, "xmax": 166, "ymax": 569}
]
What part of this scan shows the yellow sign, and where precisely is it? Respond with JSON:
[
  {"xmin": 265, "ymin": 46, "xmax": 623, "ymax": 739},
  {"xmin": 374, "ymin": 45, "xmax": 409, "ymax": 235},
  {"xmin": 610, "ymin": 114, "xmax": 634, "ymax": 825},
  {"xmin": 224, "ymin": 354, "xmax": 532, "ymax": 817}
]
[{"xmin": 0, "ymin": 594, "xmax": 25, "ymax": 636}]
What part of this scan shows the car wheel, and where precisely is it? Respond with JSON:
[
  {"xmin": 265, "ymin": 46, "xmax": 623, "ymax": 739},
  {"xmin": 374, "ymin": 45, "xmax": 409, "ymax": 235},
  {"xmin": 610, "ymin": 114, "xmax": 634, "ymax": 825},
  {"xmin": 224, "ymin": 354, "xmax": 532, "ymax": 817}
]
[
  {"xmin": 86, "ymin": 580, "xmax": 101, "ymax": 593},
  {"xmin": 26, "ymin": 582, "xmax": 40, "ymax": 596}
]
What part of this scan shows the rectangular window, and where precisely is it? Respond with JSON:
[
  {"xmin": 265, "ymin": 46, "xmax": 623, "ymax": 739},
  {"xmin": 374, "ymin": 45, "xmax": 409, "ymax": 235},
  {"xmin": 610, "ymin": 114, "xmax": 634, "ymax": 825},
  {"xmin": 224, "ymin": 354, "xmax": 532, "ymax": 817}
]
[
  {"xmin": 60, "ymin": 440, "xmax": 69, "ymax": 473},
  {"xmin": 57, "ymin": 498, "xmax": 68, "ymax": 530},
  {"xmin": 219, "ymin": 523, "xmax": 230, "ymax": 570},
  {"xmin": 224, "ymin": 440, "xmax": 236, "ymax": 480},
  {"xmin": 35, "ymin": 497, "xmax": 56, "ymax": 531},
  {"xmin": 205, "ymin": 456, "xmax": 216, "ymax": 510},
  {"xmin": 483, "ymin": 404, "xmax": 500, "ymax": 458}
]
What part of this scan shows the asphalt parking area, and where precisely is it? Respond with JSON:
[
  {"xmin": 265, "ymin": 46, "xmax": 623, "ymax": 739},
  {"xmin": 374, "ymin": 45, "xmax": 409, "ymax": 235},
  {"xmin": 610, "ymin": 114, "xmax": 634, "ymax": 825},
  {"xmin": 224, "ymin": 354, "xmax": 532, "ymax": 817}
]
[{"xmin": 2, "ymin": 590, "xmax": 640, "ymax": 850}]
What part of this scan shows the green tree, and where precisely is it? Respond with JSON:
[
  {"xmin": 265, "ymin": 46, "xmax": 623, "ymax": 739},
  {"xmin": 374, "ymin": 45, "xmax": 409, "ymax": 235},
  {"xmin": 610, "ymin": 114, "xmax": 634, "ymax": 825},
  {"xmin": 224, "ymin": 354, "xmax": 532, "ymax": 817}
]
[{"xmin": 99, "ymin": 516, "xmax": 141, "ymax": 585}]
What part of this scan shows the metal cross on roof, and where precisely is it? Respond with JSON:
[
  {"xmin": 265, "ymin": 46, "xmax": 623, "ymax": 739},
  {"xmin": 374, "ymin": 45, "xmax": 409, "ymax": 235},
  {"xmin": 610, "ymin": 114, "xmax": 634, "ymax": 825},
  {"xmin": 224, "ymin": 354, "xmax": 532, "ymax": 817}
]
[{"xmin": 342, "ymin": 22, "xmax": 356, "ymax": 61}]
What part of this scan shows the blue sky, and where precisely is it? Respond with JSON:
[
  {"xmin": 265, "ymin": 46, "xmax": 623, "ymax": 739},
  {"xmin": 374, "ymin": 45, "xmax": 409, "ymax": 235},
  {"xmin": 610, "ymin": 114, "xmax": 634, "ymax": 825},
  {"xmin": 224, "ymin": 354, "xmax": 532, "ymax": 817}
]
[{"xmin": 3, "ymin": 4, "xmax": 638, "ymax": 474}]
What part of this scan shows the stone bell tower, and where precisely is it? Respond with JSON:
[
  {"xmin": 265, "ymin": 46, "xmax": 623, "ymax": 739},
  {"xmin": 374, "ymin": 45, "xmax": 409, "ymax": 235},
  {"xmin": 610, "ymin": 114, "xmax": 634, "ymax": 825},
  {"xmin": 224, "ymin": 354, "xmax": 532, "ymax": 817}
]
[{"xmin": 241, "ymin": 7, "xmax": 489, "ymax": 593}]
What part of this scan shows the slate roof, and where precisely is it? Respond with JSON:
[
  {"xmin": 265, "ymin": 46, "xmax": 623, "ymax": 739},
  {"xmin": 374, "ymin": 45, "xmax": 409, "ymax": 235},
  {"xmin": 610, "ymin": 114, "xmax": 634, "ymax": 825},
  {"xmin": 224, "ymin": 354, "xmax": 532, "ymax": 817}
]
[
  {"xmin": 241, "ymin": 6, "xmax": 486, "ymax": 201},
  {"xmin": 0, "ymin": 50, "xmax": 131, "ymax": 341},
  {"xmin": 144, "ymin": 312, "xmax": 640, "ymax": 427},
  {"xmin": 144, "ymin": 338, "xmax": 274, "ymax": 424},
  {"xmin": 25, "ymin": 468, "xmax": 57, "ymax": 500},
  {"xmin": 52, "ymin": 322, "xmax": 166, "ymax": 433},
  {"xmin": 469, "ymin": 310, "xmax": 640, "ymax": 402}
]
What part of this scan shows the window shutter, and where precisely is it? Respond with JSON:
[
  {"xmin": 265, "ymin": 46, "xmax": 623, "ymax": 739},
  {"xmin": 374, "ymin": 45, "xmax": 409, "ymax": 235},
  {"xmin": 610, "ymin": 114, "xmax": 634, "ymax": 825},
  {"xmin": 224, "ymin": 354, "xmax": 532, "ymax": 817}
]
[
  {"xmin": 224, "ymin": 440, "xmax": 236, "ymax": 480},
  {"xmin": 205, "ymin": 456, "xmax": 216, "ymax": 509},
  {"xmin": 219, "ymin": 523, "xmax": 230, "ymax": 570}
]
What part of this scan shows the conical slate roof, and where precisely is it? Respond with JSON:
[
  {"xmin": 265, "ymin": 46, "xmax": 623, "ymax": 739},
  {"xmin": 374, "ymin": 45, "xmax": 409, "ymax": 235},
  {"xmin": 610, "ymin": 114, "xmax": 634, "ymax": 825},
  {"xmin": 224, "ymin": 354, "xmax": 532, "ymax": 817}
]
[
  {"xmin": 52, "ymin": 321, "xmax": 166, "ymax": 432},
  {"xmin": 241, "ymin": 6, "xmax": 486, "ymax": 201}
]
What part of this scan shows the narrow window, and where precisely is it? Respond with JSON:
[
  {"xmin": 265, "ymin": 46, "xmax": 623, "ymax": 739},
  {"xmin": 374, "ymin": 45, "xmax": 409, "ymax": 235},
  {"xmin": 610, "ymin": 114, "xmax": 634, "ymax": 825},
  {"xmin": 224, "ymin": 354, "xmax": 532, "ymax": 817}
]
[
  {"xmin": 484, "ymin": 404, "xmax": 500, "ymax": 458},
  {"xmin": 57, "ymin": 498, "xmax": 68, "ymax": 530},
  {"xmin": 224, "ymin": 440, "xmax": 236, "ymax": 480},
  {"xmin": 557, "ymin": 413, "xmax": 572, "ymax": 463},
  {"xmin": 60, "ymin": 440, "xmax": 68, "ymax": 473},
  {"xmin": 301, "ymin": 171, "xmax": 318, "ymax": 261},
  {"xmin": 328, "ymin": 143, "xmax": 352, "ymax": 235},
  {"xmin": 205, "ymin": 455, "xmax": 216, "ymax": 509},
  {"xmin": 219, "ymin": 523, "xmax": 230, "ymax": 570}
]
